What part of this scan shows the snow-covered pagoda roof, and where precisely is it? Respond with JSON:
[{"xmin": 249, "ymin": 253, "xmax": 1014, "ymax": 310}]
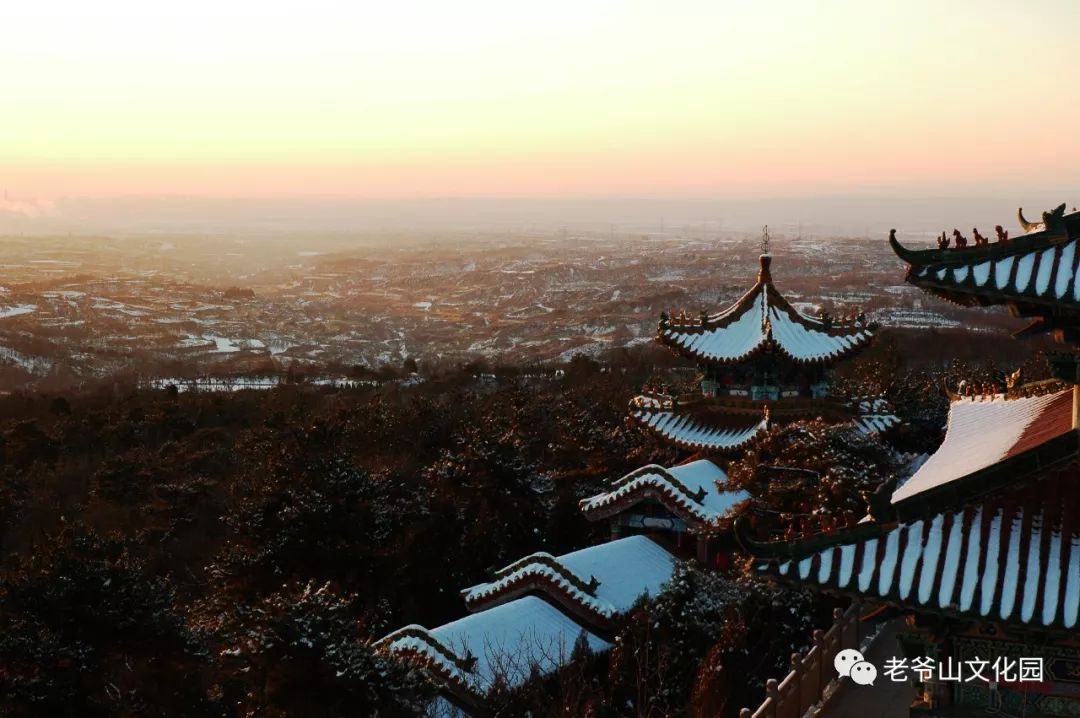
[
  {"xmin": 579, "ymin": 459, "xmax": 749, "ymax": 529},
  {"xmin": 889, "ymin": 203, "xmax": 1080, "ymax": 342},
  {"xmin": 378, "ymin": 596, "xmax": 610, "ymax": 699},
  {"xmin": 628, "ymin": 393, "xmax": 899, "ymax": 450},
  {"xmin": 628, "ymin": 394, "xmax": 770, "ymax": 452},
  {"xmin": 749, "ymin": 468, "xmax": 1080, "ymax": 631},
  {"xmin": 891, "ymin": 386, "xmax": 1076, "ymax": 514},
  {"xmin": 657, "ymin": 254, "xmax": 873, "ymax": 366},
  {"xmin": 461, "ymin": 536, "xmax": 676, "ymax": 627}
]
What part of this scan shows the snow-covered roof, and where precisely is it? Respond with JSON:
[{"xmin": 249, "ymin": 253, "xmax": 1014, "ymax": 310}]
[
  {"xmin": 888, "ymin": 210, "xmax": 1080, "ymax": 310},
  {"xmin": 849, "ymin": 396, "xmax": 900, "ymax": 435},
  {"xmin": 380, "ymin": 596, "xmax": 610, "ymax": 696},
  {"xmin": 629, "ymin": 406, "xmax": 769, "ymax": 452},
  {"xmin": 580, "ymin": 459, "xmax": 750, "ymax": 528},
  {"xmin": 891, "ymin": 388, "xmax": 1074, "ymax": 506},
  {"xmin": 913, "ymin": 239, "xmax": 1078, "ymax": 306},
  {"xmin": 658, "ymin": 255, "xmax": 873, "ymax": 366},
  {"xmin": 853, "ymin": 413, "xmax": 900, "ymax": 435},
  {"xmin": 461, "ymin": 535, "xmax": 677, "ymax": 619},
  {"xmin": 628, "ymin": 392, "xmax": 898, "ymax": 449},
  {"xmin": 757, "ymin": 499, "xmax": 1080, "ymax": 630}
]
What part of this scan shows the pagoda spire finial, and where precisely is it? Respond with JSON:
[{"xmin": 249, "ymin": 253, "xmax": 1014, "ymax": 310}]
[{"xmin": 758, "ymin": 225, "xmax": 772, "ymax": 283}]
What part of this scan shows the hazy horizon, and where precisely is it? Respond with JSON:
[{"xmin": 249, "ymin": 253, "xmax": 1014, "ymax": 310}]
[{"xmin": 2, "ymin": 193, "xmax": 1076, "ymax": 238}]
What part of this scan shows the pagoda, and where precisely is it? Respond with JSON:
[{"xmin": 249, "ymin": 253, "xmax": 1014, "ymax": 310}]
[
  {"xmin": 376, "ymin": 229, "xmax": 901, "ymax": 714},
  {"xmin": 742, "ymin": 204, "xmax": 1080, "ymax": 717},
  {"xmin": 580, "ymin": 231, "xmax": 894, "ymax": 562},
  {"xmin": 629, "ymin": 229, "xmax": 887, "ymax": 453}
]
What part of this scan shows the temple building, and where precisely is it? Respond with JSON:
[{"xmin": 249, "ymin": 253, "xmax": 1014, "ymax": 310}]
[
  {"xmin": 378, "ymin": 596, "xmax": 611, "ymax": 714},
  {"xmin": 378, "ymin": 535, "xmax": 680, "ymax": 714},
  {"xmin": 579, "ymin": 459, "xmax": 748, "ymax": 563},
  {"xmin": 460, "ymin": 535, "xmax": 678, "ymax": 634},
  {"xmin": 744, "ymin": 205, "xmax": 1080, "ymax": 718},
  {"xmin": 603, "ymin": 240, "xmax": 896, "ymax": 561},
  {"xmin": 630, "ymin": 239, "xmax": 894, "ymax": 453}
]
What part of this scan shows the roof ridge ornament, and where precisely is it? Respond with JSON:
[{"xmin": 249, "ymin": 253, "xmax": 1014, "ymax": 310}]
[
  {"xmin": 1018, "ymin": 202, "xmax": 1067, "ymax": 234},
  {"xmin": 1018, "ymin": 206, "xmax": 1038, "ymax": 233},
  {"xmin": 1005, "ymin": 367, "xmax": 1022, "ymax": 397}
]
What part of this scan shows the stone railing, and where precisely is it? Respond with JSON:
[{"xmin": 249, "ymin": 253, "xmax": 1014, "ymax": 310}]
[{"xmin": 739, "ymin": 605, "xmax": 860, "ymax": 718}]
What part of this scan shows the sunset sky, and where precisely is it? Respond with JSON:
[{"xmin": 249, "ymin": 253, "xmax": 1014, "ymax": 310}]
[{"xmin": 3, "ymin": 0, "xmax": 1079, "ymax": 199}]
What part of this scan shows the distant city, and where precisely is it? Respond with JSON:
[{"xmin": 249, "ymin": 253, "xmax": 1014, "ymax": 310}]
[{"xmin": 0, "ymin": 224, "xmax": 1031, "ymax": 391}]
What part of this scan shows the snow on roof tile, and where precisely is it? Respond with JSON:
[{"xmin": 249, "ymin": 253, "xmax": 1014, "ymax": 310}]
[
  {"xmin": 767, "ymin": 304, "xmax": 868, "ymax": 362},
  {"xmin": 894, "ymin": 232, "xmax": 1080, "ymax": 307},
  {"xmin": 580, "ymin": 459, "xmax": 749, "ymax": 527},
  {"xmin": 663, "ymin": 290, "xmax": 768, "ymax": 363},
  {"xmin": 891, "ymin": 388, "xmax": 1074, "ymax": 505},
  {"xmin": 629, "ymin": 406, "xmax": 768, "ymax": 452},
  {"xmin": 658, "ymin": 257, "xmax": 873, "ymax": 366},
  {"xmin": 757, "ymin": 496, "xmax": 1080, "ymax": 630},
  {"xmin": 461, "ymin": 535, "xmax": 677, "ymax": 617},
  {"xmin": 381, "ymin": 596, "xmax": 610, "ymax": 695}
]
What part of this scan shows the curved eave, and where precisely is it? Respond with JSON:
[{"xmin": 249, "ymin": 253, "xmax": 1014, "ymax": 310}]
[
  {"xmin": 579, "ymin": 465, "xmax": 724, "ymax": 527},
  {"xmin": 906, "ymin": 261, "xmax": 1080, "ymax": 312},
  {"xmin": 579, "ymin": 484, "xmax": 713, "ymax": 528},
  {"xmin": 888, "ymin": 221, "xmax": 1074, "ymax": 269},
  {"xmin": 462, "ymin": 576, "xmax": 615, "ymax": 631},
  {"xmin": 659, "ymin": 331, "xmax": 874, "ymax": 367},
  {"xmin": 377, "ymin": 629, "xmax": 481, "ymax": 699},
  {"xmin": 734, "ymin": 516, "xmax": 892, "ymax": 561},
  {"xmin": 629, "ymin": 409, "xmax": 768, "ymax": 453},
  {"xmin": 656, "ymin": 329, "xmax": 767, "ymax": 366},
  {"xmin": 767, "ymin": 326, "xmax": 875, "ymax": 365},
  {"xmin": 762, "ymin": 283, "xmax": 873, "ymax": 338},
  {"xmin": 894, "ymin": 257, "xmax": 1080, "ymax": 322},
  {"xmin": 759, "ymin": 570, "xmax": 1055, "ymax": 632},
  {"xmin": 658, "ymin": 257, "xmax": 875, "ymax": 367},
  {"xmin": 463, "ymin": 555, "xmax": 607, "ymax": 615},
  {"xmin": 659, "ymin": 304, "xmax": 873, "ymax": 368},
  {"xmin": 901, "ymin": 279, "xmax": 992, "ymax": 308},
  {"xmin": 633, "ymin": 393, "xmax": 859, "ymax": 423},
  {"xmin": 752, "ymin": 502, "xmax": 1080, "ymax": 632},
  {"xmin": 384, "ymin": 645, "xmax": 479, "ymax": 701},
  {"xmin": 891, "ymin": 219, "xmax": 1080, "ymax": 319},
  {"xmin": 656, "ymin": 280, "xmax": 768, "ymax": 365}
]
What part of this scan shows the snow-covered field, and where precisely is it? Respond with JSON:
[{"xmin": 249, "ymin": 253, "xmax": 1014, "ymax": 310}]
[
  {"xmin": 870, "ymin": 309, "xmax": 961, "ymax": 330},
  {"xmin": 0, "ymin": 345, "xmax": 53, "ymax": 375},
  {"xmin": 0, "ymin": 304, "xmax": 37, "ymax": 319},
  {"xmin": 147, "ymin": 375, "xmax": 376, "ymax": 392}
]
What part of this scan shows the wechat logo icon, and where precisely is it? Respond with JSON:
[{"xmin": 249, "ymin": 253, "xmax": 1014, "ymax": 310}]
[{"xmin": 834, "ymin": 649, "xmax": 877, "ymax": 686}]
